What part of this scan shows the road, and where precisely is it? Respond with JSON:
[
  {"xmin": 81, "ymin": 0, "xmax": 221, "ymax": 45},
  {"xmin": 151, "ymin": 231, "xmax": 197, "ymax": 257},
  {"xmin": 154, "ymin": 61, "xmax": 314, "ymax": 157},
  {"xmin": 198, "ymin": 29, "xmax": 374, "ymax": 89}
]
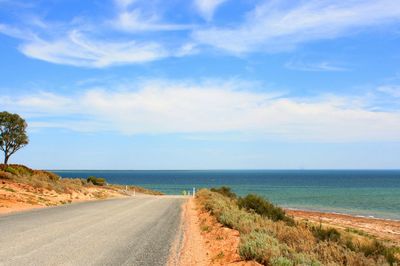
[{"xmin": 0, "ymin": 196, "xmax": 186, "ymax": 266}]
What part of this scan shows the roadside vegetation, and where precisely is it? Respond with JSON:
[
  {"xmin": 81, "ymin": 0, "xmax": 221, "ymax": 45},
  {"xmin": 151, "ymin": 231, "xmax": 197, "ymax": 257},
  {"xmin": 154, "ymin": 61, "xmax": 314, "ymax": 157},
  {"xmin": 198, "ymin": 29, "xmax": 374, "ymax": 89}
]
[
  {"xmin": 197, "ymin": 187, "xmax": 400, "ymax": 266},
  {"xmin": 0, "ymin": 164, "xmax": 163, "ymax": 196},
  {"xmin": 87, "ymin": 176, "xmax": 106, "ymax": 186},
  {"xmin": 0, "ymin": 111, "xmax": 29, "ymax": 165}
]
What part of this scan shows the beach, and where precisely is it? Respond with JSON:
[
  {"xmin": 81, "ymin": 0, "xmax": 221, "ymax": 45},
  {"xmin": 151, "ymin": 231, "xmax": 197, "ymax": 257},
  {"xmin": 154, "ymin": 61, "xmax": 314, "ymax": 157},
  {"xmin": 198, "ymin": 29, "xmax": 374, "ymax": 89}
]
[{"xmin": 287, "ymin": 209, "xmax": 400, "ymax": 245}]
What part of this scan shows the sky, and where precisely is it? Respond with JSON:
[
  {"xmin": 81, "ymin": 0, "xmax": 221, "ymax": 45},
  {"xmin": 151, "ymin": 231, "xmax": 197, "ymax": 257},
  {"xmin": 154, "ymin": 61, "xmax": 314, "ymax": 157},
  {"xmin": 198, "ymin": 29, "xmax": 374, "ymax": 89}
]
[{"xmin": 0, "ymin": 0, "xmax": 400, "ymax": 169}]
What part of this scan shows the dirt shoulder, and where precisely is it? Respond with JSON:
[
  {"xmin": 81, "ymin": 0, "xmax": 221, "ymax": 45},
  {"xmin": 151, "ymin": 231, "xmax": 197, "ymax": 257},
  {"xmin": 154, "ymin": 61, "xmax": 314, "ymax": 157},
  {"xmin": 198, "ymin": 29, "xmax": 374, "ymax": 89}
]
[
  {"xmin": 286, "ymin": 209, "xmax": 400, "ymax": 245},
  {"xmin": 0, "ymin": 164, "xmax": 163, "ymax": 215},
  {"xmin": 176, "ymin": 198, "xmax": 260, "ymax": 266}
]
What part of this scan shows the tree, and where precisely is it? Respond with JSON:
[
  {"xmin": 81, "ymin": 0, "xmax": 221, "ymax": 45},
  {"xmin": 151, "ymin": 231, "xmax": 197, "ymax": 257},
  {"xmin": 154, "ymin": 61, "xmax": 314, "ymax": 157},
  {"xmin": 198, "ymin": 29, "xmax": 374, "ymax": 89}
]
[{"xmin": 0, "ymin": 112, "xmax": 29, "ymax": 165}]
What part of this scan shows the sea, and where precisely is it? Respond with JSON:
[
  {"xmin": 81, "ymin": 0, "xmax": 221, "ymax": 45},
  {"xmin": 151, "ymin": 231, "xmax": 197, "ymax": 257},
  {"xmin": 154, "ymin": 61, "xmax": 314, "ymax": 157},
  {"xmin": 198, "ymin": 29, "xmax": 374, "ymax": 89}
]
[{"xmin": 52, "ymin": 170, "xmax": 400, "ymax": 220}]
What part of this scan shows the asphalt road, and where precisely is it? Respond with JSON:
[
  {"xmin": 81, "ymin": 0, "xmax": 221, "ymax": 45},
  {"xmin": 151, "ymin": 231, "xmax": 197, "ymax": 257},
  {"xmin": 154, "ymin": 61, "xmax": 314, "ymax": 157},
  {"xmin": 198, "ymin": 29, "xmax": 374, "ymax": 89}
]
[{"xmin": 0, "ymin": 196, "xmax": 186, "ymax": 266}]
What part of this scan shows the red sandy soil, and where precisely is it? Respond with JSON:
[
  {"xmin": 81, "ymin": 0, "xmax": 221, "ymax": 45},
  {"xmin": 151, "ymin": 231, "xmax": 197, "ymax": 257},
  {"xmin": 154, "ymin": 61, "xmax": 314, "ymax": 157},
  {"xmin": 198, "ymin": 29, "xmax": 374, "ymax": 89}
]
[
  {"xmin": 287, "ymin": 209, "xmax": 400, "ymax": 245},
  {"xmin": 0, "ymin": 179, "xmax": 126, "ymax": 215},
  {"xmin": 176, "ymin": 198, "xmax": 260, "ymax": 266},
  {"xmin": 176, "ymin": 199, "xmax": 400, "ymax": 266}
]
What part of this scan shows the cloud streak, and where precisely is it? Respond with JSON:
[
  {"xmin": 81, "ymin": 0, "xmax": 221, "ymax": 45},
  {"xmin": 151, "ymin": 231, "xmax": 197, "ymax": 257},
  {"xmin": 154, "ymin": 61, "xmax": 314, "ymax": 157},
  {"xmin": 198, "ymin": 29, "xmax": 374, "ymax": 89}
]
[
  {"xmin": 1, "ymin": 0, "xmax": 400, "ymax": 67},
  {"xmin": 377, "ymin": 85, "xmax": 400, "ymax": 98},
  {"xmin": 193, "ymin": 0, "xmax": 400, "ymax": 53},
  {"xmin": 19, "ymin": 30, "xmax": 169, "ymax": 67},
  {"xmin": 194, "ymin": 0, "xmax": 228, "ymax": 21},
  {"xmin": 285, "ymin": 60, "xmax": 349, "ymax": 72},
  {"xmin": 112, "ymin": 9, "xmax": 193, "ymax": 32},
  {"xmin": 2, "ymin": 80, "xmax": 400, "ymax": 142},
  {"xmin": 111, "ymin": 0, "xmax": 193, "ymax": 32}
]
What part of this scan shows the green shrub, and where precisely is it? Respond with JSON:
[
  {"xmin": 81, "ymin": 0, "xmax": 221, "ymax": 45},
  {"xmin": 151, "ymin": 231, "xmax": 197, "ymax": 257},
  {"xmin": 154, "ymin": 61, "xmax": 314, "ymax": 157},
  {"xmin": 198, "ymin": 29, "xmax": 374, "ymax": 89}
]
[
  {"xmin": 359, "ymin": 240, "xmax": 399, "ymax": 265},
  {"xmin": 239, "ymin": 231, "xmax": 287, "ymax": 265},
  {"xmin": 291, "ymin": 253, "xmax": 321, "ymax": 266},
  {"xmin": 270, "ymin": 257, "xmax": 293, "ymax": 266},
  {"xmin": 238, "ymin": 194, "xmax": 294, "ymax": 225},
  {"xmin": 271, "ymin": 257, "xmax": 294, "ymax": 266},
  {"xmin": 210, "ymin": 186, "xmax": 237, "ymax": 199},
  {"xmin": 312, "ymin": 226, "xmax": 341, "ymax": 242},
  {"xmin": 198, "ymin": 189, "xmax": 396, "ymax": 266},
  {"xmin": 87, "ymin": 176, "xmax": 106, "ymax": 186},
  {"xmin": 4, "ymin": 166, "xmax": 18, "ymax": 175}
]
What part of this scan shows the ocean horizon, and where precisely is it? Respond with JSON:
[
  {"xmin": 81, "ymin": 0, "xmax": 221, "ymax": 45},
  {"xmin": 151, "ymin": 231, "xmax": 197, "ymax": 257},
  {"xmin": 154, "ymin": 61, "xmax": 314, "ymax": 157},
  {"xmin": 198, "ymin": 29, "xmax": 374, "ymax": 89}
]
[{"xmin": 53, "ymin": 169, "xmax": 400, "ymax": 221}]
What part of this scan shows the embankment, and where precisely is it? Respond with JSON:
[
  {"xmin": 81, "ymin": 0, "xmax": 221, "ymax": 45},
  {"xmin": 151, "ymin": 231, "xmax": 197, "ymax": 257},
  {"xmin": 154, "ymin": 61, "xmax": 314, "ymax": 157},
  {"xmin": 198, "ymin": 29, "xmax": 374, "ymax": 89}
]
[{"xmin": 0, "ymin": 164, "xmax": 161, "ymax": 214}]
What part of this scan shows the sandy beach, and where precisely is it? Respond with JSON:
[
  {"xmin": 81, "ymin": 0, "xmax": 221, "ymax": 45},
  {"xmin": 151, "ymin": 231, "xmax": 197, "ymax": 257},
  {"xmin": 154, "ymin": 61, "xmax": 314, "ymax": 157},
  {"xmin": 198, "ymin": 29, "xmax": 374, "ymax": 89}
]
[{"xmin": 287, "ymin": 209, "xmax": 400, "ymax": 245}]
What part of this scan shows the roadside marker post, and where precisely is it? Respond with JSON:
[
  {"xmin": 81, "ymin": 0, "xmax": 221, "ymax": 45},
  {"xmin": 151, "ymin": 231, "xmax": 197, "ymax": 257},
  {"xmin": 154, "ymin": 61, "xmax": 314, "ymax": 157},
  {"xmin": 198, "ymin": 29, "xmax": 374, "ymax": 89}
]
[{"xmin": 193, "ymin": 187, "xmax": 196, "ymax": 198}]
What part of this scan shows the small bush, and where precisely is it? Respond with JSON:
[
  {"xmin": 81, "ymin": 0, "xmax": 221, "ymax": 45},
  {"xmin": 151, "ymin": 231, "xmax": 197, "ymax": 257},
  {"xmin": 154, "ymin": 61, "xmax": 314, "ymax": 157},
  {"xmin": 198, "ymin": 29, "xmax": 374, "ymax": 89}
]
[
  {"xmin": 4, "ymin": 166, "xmax": 18, "ymax": 175},
  {"xmin": 312, "ymin": 226, "xmax": 341, "ymax": 242},
  {"xmin": 210, "ymin": 186, "xmax": 237, "ymax": 199},
  {"xmin": 238, "ymin": 194, "xmax": 294, "ymax": 225},
  {"xmin": 87, "ymin": 176, "xmax": 106, "ymax": 186},
  {"xmin": 239, "ymin": 231, "xmax": 287, "ymax": 265},
  {"xmin": 358, "ymin": 240, "xmax": 400, "ymax": 264},
  {"xmin": 270, "ymin": 257, "xmax": 293, "ymax": 266},
  {"xmin": 272, "ymin": 222, "xmax": 316, "ymax": 253}
]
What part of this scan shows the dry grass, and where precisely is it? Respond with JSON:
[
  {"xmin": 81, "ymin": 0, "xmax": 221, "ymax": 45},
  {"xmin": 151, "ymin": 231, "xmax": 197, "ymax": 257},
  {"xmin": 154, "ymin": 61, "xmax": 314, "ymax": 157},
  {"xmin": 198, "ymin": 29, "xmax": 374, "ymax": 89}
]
[
  {"xmin": 197, "ymin": 189, "xmax": 399, "ymax": 266},
  {"xmin": 0, "ymin": 164, "xmax": 163, "ymax": 196}
]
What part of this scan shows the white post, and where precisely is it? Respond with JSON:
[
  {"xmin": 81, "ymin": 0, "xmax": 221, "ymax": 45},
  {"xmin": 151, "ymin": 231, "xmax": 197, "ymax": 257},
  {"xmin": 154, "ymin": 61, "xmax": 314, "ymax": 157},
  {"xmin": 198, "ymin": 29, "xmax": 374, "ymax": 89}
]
[
  {"xmin": 193, "ymin": 187, "xmax": 196, "ymax": 198},
  {"xmin": 133, "ymin": 189, "xmax": 136, "ymax": 197},
  {"xmin": 125, "ymin": 185, "xmax": 128, "ymax": 191}
]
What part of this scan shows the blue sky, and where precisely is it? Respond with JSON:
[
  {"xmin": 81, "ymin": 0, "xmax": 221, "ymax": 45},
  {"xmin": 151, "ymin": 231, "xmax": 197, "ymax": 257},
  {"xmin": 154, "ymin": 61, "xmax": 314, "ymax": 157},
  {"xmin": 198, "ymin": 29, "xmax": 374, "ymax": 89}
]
[{"xmin": 1, "ymin": 0, "xmax": 400, "ymax": 169}]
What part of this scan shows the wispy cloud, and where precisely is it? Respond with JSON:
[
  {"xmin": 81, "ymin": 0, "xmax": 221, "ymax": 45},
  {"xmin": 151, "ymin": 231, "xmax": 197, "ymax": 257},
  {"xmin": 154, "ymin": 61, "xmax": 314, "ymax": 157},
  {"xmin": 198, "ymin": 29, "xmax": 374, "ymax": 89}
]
[
  {"xmin": 114, "ymin": 0, "xmax": 136, "ymax": 9},
  {"xmin": 111, "ymin": 0, "xmax": 193, "ymax": 32},
  {"xmin": 2, "ymin": 80, "xmax": 400, "ymax": 142},
  {"xmin": 0, "ymin": 23, "xmax": 34, "ymax": 40},
  {"xmin": 112, "ymin": 9, "xmax": 193, "ymax": 32},
  {"xmin": 193, "ymin": 0, "xmax": 400, "ymax": 53},
  {"xmin": 285, "ymin": 60, "xmax": 349, "ymax": 72},
  {"xmin": 194, "ymin": 0, "xmax": 228, "ymax": 21},
  {"xmin": 377, "ymin": 85, "xmax": 400, "ymax": 97},
  {"xmin": 0, "ymin": 1, "xmax": 195, "ymax": 67},
  {"xmin": 1, "ymin": 0, "xmax": 400, "ymax": 67},
  {"xmin": 19, "ymin": 30, "xmax": 169, "ymax": 67}
]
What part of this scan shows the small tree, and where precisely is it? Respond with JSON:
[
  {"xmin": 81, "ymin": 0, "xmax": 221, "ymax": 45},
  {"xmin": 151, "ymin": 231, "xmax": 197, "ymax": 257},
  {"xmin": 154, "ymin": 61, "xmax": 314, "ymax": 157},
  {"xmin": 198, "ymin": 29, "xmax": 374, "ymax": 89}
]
[{"xmin": 0, "ymin": 112, "xmax": 29, "ymax": 165}]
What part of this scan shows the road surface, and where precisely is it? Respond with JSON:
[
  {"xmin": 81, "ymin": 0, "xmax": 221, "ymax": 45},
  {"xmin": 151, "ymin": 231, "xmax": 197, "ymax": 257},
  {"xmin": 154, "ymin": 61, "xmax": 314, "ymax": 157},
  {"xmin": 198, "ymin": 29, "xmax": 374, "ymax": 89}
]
[{"xmin": 0, "ymin": 196, "xmax": 186, "ymax": 266}]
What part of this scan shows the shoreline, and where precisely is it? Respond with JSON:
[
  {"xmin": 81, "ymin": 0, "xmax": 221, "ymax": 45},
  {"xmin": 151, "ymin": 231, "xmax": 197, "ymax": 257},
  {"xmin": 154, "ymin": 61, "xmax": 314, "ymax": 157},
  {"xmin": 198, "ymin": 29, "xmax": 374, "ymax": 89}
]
[
  {"xmin": 284, "ymin": 206, "xmax": 400, "ymax": 222},
  {"xmin": 286, "ymin": 208, "xmax": 400, "ymax": 245}
]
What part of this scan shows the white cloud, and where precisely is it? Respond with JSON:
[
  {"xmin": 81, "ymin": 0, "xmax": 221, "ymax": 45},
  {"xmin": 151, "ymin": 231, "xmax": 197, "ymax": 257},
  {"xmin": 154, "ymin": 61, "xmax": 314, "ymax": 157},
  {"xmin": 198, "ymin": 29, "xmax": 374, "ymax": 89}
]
[
  {"xmin": 2, "ymin": 80, "xmax": 400, "ymax": 142},
  {"xmin": 114, "ymin": 0, "xmax": 136, "ymax": 9},
  {"xmin": 285, "ymin": 60, "xmax": 348, "ymax": 72},
  {"xmin": 2, "ymin": 0, "xmax": 400, "ymax": 67},
  {"xmin": 110, "ymin": 0, "xmax": 193, "ymax": 32},
  {"xmin": 0, "ymin": 1, "xmax": 195, "ymax": 67},
  {"xmin": 193, "ymin": 0, "xmax": 400, "ymax": 53},
  {"xmin": 0, "ymin": 23, "xmax": 34, "ymax": 40},
  {"xmin": 19, "ymin": 30, "xmax": 169, "ymax": 67},
  {"xmin": 112, "ymin": 9, "xmax": 193, "ymax": 32},
  {"xmin": 194, "ymin": 0, "xmax": 228, "ymax": 21},
  {"xmin": 377, "ymin": 85, "xmax": 400, "ymax": 98}
]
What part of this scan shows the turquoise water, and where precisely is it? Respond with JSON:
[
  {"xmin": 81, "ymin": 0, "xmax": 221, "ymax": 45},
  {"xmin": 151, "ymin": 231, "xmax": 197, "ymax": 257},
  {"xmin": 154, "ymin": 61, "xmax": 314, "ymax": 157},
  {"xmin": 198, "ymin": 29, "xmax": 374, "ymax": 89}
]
[{"xmin": 53, "ymin": 170, "xmax": 400, "ymax": 220}]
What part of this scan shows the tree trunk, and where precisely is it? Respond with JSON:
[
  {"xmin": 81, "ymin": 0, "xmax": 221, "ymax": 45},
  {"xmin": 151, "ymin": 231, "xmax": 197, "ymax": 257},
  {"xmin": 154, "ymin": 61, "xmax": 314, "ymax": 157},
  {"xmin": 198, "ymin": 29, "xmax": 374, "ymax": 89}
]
[{"xmin": 4, "ymin": 154, "xmax": 9, "ymax": 165}]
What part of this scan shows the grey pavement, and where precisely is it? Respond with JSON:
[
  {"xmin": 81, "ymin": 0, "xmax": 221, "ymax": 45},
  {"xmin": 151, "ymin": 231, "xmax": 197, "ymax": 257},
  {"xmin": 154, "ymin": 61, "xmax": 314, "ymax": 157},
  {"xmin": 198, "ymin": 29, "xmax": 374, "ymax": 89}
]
[{"xmin": 0, "ymin": 196, "xmax": 186, "ymax": 266}]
